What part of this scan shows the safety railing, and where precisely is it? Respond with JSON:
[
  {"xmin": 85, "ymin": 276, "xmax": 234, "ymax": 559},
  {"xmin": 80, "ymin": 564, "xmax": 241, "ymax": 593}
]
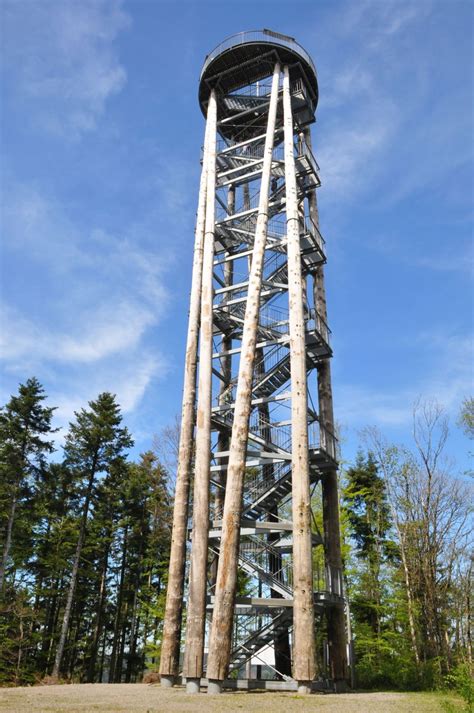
[
  {"xmin": 263, "ymin": 249, "xmax": 287, "ymax": 282},
  {"xmin": 201, "ymin": 30, "xmax": 317, "ymax": 81},
  {"xmin": 303, "ymin": 214, "xmax": 326, "ymax": 253},
  {"xmin": 248, "ymin": 412, "xmax": 292, "ymax": 452},
  {"xmin": 306, "ymin": 308, "xmax": 331, "ymax": 347},
  {"xmin": 308, "ymin": 421, "xmax": 338, "ymax": 461},
  {"xmin": 314, "ymin": 563, "xmax": 344, "ymax": 597},
  {"xmin": 246, "ymin": 534, "xmax": 293, "ymax": 589}
]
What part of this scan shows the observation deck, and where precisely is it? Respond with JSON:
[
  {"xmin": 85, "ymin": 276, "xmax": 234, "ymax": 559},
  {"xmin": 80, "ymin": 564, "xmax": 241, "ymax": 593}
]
[{"xmin": 199, "ymin": 30, "xmax": 318, "ymax": 139}]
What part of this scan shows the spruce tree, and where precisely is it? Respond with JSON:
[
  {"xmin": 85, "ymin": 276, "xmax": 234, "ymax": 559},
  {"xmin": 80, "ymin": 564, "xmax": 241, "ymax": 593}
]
[
  {"xmin": 0, "ymin": 377, "xmax": 56, "ymax": 593},
  {"xmin": 343, "ymin": 451, "xmax": 394, "ymax": 634},
  {"xmin": 51, "ymin": 393, "xmax": 133, "ymax": 679}
]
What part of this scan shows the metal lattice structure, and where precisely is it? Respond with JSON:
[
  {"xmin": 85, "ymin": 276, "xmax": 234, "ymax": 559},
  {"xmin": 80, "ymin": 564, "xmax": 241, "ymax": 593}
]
[{"xmin": 159, "ymin": 30, "xmax": 349, "ymax": 695}]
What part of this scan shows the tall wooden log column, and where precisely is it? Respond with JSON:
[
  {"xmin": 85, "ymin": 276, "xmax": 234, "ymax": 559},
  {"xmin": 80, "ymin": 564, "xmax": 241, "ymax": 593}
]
[
  {"xmin": 206, "ymin": 63, "xmax": 281, "ymax": 693},
  {"xmin": 283, "ymin": 67, "xmax": 316, "ymax": 694},
  {"xmin": 182, "ymin": 89, "xmax": 218, "ymax": 694},
  {"xmin": 304, "ymin": 128, "xmax": 347, "ymax": 687},
  {"xmin": 159, "ymin": 98, "xmax": 213, "ymax": 688}
]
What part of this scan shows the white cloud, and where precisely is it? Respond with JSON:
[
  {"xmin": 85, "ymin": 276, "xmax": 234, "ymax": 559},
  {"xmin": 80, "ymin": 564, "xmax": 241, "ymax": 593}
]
[
  {"xmin": 317, "ymin": 112, "xmax": 395, "ymax": 200},
  {"xmin": 336, "ymin": 0, "xmax": 430, "ymax": 44},
  {"xmin": 314, "ymin": 0, "xmax": 435, "ymax": 203},
  {"xmin": 0, "ymin": 180, "xmax": 171, "ymax": 417},
  {"xmin": 52, "ymin": 352, "xmax": 163, "ymax": 422},
  {"xmin": 0, "ymin": 301, "xmax": 155, "ymax": 365},
  {"xmin": 411, "ymin": 246, "xmax": 473, "ymax": 275},
  {"xmin": 2, "ymin": 0, "xmax": 130, "ymax": 137},
  {"xmin": 336, "ymin": 329, "xmax": 474, "ymax": 430}
]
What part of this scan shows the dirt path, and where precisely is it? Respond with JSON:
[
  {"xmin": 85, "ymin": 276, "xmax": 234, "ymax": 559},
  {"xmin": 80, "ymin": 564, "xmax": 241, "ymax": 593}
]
[{"xmin": 0, "ymin": 683, "xmax": 456, "ymax": 713}]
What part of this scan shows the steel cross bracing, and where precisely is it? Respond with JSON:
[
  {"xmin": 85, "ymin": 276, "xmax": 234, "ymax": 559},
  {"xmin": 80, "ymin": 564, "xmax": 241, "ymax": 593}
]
[{"xmin": 193, "ymin": 75, "xmax": 344, "ymax": 682}]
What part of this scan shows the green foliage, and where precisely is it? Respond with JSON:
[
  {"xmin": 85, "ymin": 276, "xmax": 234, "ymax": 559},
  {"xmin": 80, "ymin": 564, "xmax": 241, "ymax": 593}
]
[
  {"xmin": 0, "ymin": 377, "xmax": 57, "ymax": 589},
  {"xmin": 0, "ymin": 381, "xmax": 471, "ymax": 691},
  {"xmin": 0, "ymin": 587, "xmax": 40, "ymax": 686},
  {"xmin": 458, "ymin": 398, "xmax": 474, "ymax": 440},
  {"xmin": 353, "ymin": 622, "xmax": 420, "ymax": 690},
  {"xmin": 64, "ymin": 392, "xmax": 133, "ymax": 475},
  {"xmin": 444, "ymin": 664, "xmax": 474, "ymax": 712},
  {"xmin": 0, "ymin": 381, "xmax": 173, "ymax": 685},
  {"xmin": 343, "ymin": 451, "xmax": 396, "ymax": 639}
]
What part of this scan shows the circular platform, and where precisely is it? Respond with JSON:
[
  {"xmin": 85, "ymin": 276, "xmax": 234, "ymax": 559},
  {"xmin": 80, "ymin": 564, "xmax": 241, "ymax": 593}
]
[{"xmin": 198, "ymin": 29, "xmax": 318, "ymax": 116}]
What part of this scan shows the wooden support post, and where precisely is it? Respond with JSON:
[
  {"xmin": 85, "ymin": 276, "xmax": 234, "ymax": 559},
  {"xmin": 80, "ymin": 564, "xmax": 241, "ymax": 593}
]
[
  {"xmin": 159, "ymin": 99, "xmax": 213, "ymax": 686},
  {"xmin": 283, "ymin": 66, "xmax": 316, "ymax": 690},
  {"xmin": 304, "ymin": 128, "xmax": 348, "ymax": 686},
  {"xmin": 182, "ymin": 89, "xmax": 218, "ymax": 692},
  {"xmin": 206, "ymin": 63, "xmax": 281, "ymax": 688}
]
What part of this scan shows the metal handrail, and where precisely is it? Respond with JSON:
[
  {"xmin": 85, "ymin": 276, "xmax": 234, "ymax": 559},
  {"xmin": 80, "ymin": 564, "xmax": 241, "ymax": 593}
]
[{"xmin": 201, "ymin": 29, "xmax": 317, "ymax": 81}]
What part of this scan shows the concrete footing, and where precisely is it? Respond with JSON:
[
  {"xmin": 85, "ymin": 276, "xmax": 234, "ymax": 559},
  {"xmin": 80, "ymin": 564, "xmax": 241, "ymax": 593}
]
[
  {"xmin": 297, "ymin": 681, "xmax": 312, "ymax": 695},
  {"xmin": 186, "ymin": 678, "xmax": 200, "ymax": 694},
  {"xmin": 160, "ymin": 675, "xmax": 175, "ymax": 688},
  {"xmin": 207, "ymin": 679, "xmax": 223, "ymax": 695}
]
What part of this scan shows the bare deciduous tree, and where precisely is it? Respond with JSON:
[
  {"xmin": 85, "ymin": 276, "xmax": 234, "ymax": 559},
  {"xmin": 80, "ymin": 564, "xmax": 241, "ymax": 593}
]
[
  {"xmin": 364, "ymin": 398, "xmax": 473, "ymax": 674},
  {"xmin": 152, "ymin": 416, "xmax": 181, "ymax": 489}
]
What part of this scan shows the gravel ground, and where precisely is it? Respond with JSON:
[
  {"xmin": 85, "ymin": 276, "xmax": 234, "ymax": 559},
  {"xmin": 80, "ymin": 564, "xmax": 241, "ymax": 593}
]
[{"xmin": 0, "ymin": 684, "xmax": 459, "ymax": 713}]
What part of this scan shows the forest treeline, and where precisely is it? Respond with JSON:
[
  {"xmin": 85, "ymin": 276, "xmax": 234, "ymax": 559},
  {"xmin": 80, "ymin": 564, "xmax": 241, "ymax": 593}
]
[
  {"xmin": 0, "ymin": 378, "xmax": 171, "ymax": 685},
  {"xmin": 0, "ymin": 377, "xmax": 472, "ymax": 691}
]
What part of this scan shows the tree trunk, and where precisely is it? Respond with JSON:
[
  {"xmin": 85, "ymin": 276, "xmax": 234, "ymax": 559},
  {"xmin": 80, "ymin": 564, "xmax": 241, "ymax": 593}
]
[
  {"xmin": 206, "ymin": 63, "xmax": 281, "ymax": 686},
  {"xmin": 159, "ymin": 95, "xmax": 213, "ymax": 683},
  {"xmin": 0, "ymin": 488, "xmax": 18, "ymax": 592},
  {"xmin": 51, "ymin": 459, "xmax": 97, "ymax": 679},
  {"xmin": 183, "ymin": 89, "xmax": 218, "ymax": 685},
  {"xmin": 282, "ymin": 67, "xmax": 316, "ymax": 690},
  {"xmin": 109, "ymin": 525, "xmax": 128, "ymax": 683},
  {"xmin": 87, "ymin": 544, "xmax": 109, "ymax": 682},
  {"xmin": 210, "ymin": 184, "xmax": 235, "ymax": 589},
  {"xmin": 305, "ymin": 126, "xmax": 347, "ymax": 685}
]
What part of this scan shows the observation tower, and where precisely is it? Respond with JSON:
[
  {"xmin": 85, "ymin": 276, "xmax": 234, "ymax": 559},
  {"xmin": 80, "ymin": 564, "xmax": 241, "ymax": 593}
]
[{"xmin": 160, "ymin": 29, "xmax": 349, "ymax": 695}]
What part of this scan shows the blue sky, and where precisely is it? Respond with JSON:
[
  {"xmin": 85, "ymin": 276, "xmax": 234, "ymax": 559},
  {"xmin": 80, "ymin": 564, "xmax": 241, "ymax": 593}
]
[{"xmin": 1, "ymin": 0, "xmax": 472, "ymax": 472}]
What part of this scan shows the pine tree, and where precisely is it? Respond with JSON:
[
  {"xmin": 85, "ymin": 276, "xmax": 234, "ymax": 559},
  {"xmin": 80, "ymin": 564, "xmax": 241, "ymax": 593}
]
[
  {"xmin": 51, "ymin": 393, "xmax": 133, "ymax": 679},
  {"xmin": 344, "ymin": 451, "xmax": 394, "ymax": 634},
  {"xmin": 0, "ymin": 377, "xmax": 56, "ymax": 593}
]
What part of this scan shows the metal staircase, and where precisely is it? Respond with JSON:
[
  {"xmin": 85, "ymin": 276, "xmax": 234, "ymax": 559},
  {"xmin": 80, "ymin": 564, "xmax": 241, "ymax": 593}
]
[{"xmin": 228, "ymin": 610, "xmax": 293, "ymax": 675}]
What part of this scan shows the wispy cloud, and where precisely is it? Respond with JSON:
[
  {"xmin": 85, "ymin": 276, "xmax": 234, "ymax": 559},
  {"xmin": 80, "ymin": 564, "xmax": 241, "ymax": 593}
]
[
  {"xmin": 2, "ymin": 0, "xmax": 130, "ymax": 138},
  {"xmin": 336, "ymin": 328, "xmax": 473, "ymax": 429},
  {"xmin": 0, "ymin": 179, "xmax": 171, "ymax": 420},
  {"xmin": 314, "ymin": 0, "xmax": 437, "ymax": 203},
  {"xmin": 317, "ymin": 109, "xmax": 396, "ymax": 200},
  {"xmin": 51, "ymin": 352, "xmax": 163, "ymax": 423},
  {"xmin": 366, "ymin": 231, "xmax": 473, "ymax": 276},
  {"xmin": 0, "ymin": 301, "xmax": 155, "ymax": 365},
  {"xmin": 410, "ymin": 246, "xmax": 473, "ymax": 275}
]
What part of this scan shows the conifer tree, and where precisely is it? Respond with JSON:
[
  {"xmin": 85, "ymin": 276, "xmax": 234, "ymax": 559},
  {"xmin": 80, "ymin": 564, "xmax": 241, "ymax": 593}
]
[
  {"xmin": 51, "ymin": 393, "xmax": 133, "ymax": 679},
  {"xmin": 344, "ymin": 451, "xmax": 394, "ymax": 634},
  {"xmin": 0, "ymin": 378, "xmax": 56, "ymax": 593}
]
